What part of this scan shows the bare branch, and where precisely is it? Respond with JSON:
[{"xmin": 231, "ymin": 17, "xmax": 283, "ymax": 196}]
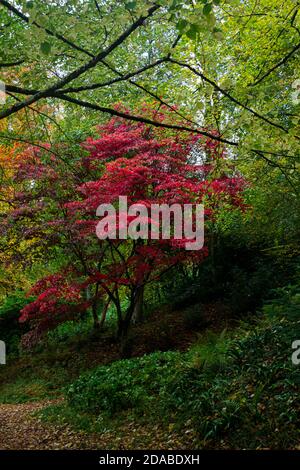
[{"xmin": 94, "ymin": 0, "xmax": 102, "ymax": 17}]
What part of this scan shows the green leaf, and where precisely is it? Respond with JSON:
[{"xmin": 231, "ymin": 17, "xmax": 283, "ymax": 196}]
[
  {"xmin": 26, "ymin": 1, "xmax": 34, "ymax": 8},
  {"xmin": 213, "ymin": 26, "xmax": 223, "ymax": 40},
  {"xmin": 40, "ymin": 41, "xmax": 52, "ymax": 55},
  {"xmin": 213, "ymin": 0, "xmax": 221, "ymax": 5},
  {"xmin": 126, "ymin": 1, "xmax": 137, "ymax": 10},
  {"xmin": 213, "ymin": 31, "xmax": 223, "ymax": 41},
  {"xmin": 176, "ymin": 19, "xmax": 188, "ymax": 33},
  {"xmin": 169, "ymin": 0, "xmax": 180, "ymax": 10},
  {"xmin": 206, "ymin": 12, "xmax": 216, "ymax": 26},
  {"xmin": 203, "ymin": 3, "xmax": 213, "ymax": 15},
  {"xmin": 186, "ymin": 24, "xmax": 200, "ymax": 41}
]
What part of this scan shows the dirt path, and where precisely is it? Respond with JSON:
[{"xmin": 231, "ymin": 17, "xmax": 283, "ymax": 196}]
[
  {"xmin": 0, "ymin": 400, "xmax": 103, "ymax": 450},
  {"xmin": 0, "ymin": 400, "xmax": 196, "ymax": 450}
]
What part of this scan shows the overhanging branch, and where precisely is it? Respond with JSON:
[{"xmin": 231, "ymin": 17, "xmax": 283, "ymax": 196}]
[
  {"xmin": 251, "ymin": 42, "xmax": 300, "ymax": 86},
  {"xmin": 46, "ymin": 92, "xmax": 239, "ymax": 146},
  {"xmin": 168, "ymin": 58, "xmax": 289, "ymax": 134},
  {"xmin": 0, "ymin": 4, "xmax": 160, "ymax": 120}
]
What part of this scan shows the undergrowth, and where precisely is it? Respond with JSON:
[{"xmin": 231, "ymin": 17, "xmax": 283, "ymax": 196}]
[{"xmin": 38, "ymin": 281, "xmax": 300, "ymax": 449}]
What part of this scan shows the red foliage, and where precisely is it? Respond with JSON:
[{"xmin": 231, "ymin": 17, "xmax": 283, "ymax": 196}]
[{"xmin": 6, "ymin": 106, "xmax": 246, "ymax": 346}]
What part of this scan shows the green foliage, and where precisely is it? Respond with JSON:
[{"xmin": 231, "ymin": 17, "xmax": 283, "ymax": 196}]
[
  {"xmin": 155, "ymin": 241, "xmax": 288, "ymax": 317},
  {"xmin": 189, "ymin": 329, "xmax": 230, "ymax": 371},
  {"xmin": 0, "ymin": 378, "xmax": 50, "ymax": 404},
  {"xmin": 46, "ymin": 317, "xmax": 94, "ymax": 347},
  {"xmin": 0, "ymin": 292, "xmax": 32, "ymax": 353},
  {"xmin": 262, "ymin": 280, "xmax": 300, "ymax": 341},
  {"xmin": 0, "ymin": 348, "xmax": 89, "ymax": 404},
  {"xmin": 64, "ymin": 282, "xmax": 300, "ymax": 448},
  {"xmin": 0, "ymin": 291, "xmax": 29, "ymax": 320},
  {"xmin": 67, "ymin": 351, "xmax": 183, "ymax": 416},
  {"xmin": 0, "ymin": 0, "xmax": 300, "ymax": 450},
  {"xmin": 161, "ymin": 284, "xmax": 300, "ymax": 445}
]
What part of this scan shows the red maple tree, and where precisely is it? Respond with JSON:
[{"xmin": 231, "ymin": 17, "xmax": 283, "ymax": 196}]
[{"xmin": 4, "ymin": 106, "xmax": 246, "ymax": 346}]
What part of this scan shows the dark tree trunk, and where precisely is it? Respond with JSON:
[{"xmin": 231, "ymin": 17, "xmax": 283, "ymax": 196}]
[
  {"xmin": 115, "ymin": 285, "xmax": 143, "ymax": 349},
  {"xmin": 131, "ymin": 285, "xmax": 144, "ymax": 324},
  {"xmin": 99, "ymin": 298, "xmax": 110, "ymax": 328},
  {"xmin": 92, "ymin": 302, "xmax": 100, "ymax": 329},
  {"xmin": 92, "ymin": 282, "xmax": 100, "ymax": 329}
]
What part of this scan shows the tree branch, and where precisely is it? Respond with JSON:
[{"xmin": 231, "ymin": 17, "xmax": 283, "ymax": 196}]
[
  {"xmin": 0, "ymin": 0, "xmax": 94, "ymax": 58},
  {"xmin": 251, "ymin": 42, "xmax": 300, "ymax": 86},
  {"xmin": 168, "ymin": 58, "xmax": 289, "ymax": 133},
  {"xmin": 252, "ymin": 149, "xmax": 299, "ymax": 193},
  {"xmin": 61, "ymin": 57, "xmax": 168, "ymax": 93},
  {"xmin": 0, "ymin": 4, "xmax": 160, "ymax": 121},
  {"xmin": 50, "ymin": 92, "xmax": 239, "ymax": 146},
  {"xmin": 4, "ymin": 83, "xmax": 225, "ymax": 141}
]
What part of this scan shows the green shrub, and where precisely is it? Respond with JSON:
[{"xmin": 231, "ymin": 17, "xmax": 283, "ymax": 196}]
[
  {"xmin": 64, "ymin": 281, "xmax": 300, "ymax": 448},
  {"xmin": 66, "ymin": 351, "xmax": 183, "ymax": 416},
  {"xmin": 0, "ymin": 292, "xmax": 32, "ymax": 353},
  {"xmin": 189, "ymin": 329, "xmax": 231, "ymax": 371},
  {"xmin": 46, "ymin": 317, "xmax": 93, "ymax": 346}
]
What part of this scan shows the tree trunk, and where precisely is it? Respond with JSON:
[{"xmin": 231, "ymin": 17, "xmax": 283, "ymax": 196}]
[
  {"xmin": 117, "ymin": 286, "xmax": 144, "ymax": 343},
  {"xmin": 92, "ymin": 302, "xmax": 100, "ymax": 329},
  {"xmin": 131, "ymin": 285, "xmax": 144, "ymax": 324},
  {"xmin": 118, "ymin": 312, "xmax": 133, "ymax": 358},
  {"xmin": 92, "ymin": 282, "xmax": 100, "ymax": 329},
  {"xmin": 99, "ymin": 298, "xmax": 110, "ymax": 328}
]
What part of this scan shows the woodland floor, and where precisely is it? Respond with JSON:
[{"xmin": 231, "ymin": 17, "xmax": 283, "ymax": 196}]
[
  {"xmin": 0, "ymin": 302, "xmax": 234, "ymax": 450},
  {"xmin": 0, "ymin": 400, "xmax": 200, "ymax": 450}
]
